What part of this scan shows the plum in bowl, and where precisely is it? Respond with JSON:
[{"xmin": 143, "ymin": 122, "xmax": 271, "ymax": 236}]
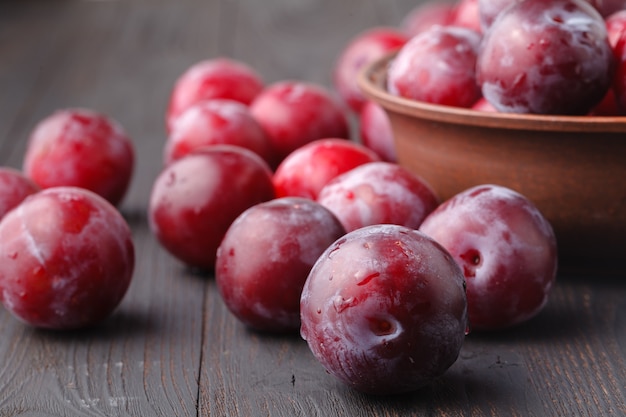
[{"xmin": 358, "ymin": 53, "xmax": 626, "ymax": 262}]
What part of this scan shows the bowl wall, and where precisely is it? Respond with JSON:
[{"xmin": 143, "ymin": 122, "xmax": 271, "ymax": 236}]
[{"xmin": 359, "ymin": 55, "xmax": 626, "ymax": 261}]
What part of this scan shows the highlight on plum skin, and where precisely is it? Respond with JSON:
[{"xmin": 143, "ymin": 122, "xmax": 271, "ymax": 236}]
[
  {"xmin": 0, "ymin": 187, "xmax": 135, "ymax": 330},
  {"xmin": 22, "ymin": 108, "xmax": 135, "ymax": 207},
  {"xmin": 419, "ymin": 184, "xmax": 558, "ymax": 331},
  {"xmin": 300, "ymin": 224, "xmax": 468, "ymax": 395},
  {"xmin": 0, "ymin": 168, "xmax": 39, "ymax": 220},
  {"xmin": 215, "ymin": 197, "xmax": 346, "ymax": 333},
  {"xmin": 148, "ymin": 145, "xmax": 275, "ymax": 271}
]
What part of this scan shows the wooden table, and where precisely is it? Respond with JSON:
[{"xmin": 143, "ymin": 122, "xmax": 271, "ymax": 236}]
[{"xmin": 1, "ymin": 1, "xmax": 625, "ymax": 415}]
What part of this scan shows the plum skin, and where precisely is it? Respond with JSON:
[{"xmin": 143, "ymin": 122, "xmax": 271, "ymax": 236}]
[
  {"xmin": 300, "ymin": 224, "xmax": 467, "ymax": 395},
  {"xmin": 419, "ymin": 184, "xmax": 558, "ymax": 331},
  {"xmin": 0, "ymin": 168, "xmax": 39, "ymax": 220},
  {"xmin": 0, "ymin": 187, "xmax": 135, "ymax": 330},
  {"xmin": 216, "ymin": 197, "xmax": 346, "ymax": 333}
]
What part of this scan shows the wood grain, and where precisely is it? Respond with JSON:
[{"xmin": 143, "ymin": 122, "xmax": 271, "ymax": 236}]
[{"xmin": 0, "ymin": 1, "xmax": 625, "ymax": 416}]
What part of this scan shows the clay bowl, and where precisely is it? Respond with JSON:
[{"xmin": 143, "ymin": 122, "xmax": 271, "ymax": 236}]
[{"xmin": 358, "ymin": 53, "xmax": 626, "ymax": 263}]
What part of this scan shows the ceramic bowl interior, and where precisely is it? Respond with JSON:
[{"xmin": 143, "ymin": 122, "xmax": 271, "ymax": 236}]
[{"xmin": 358, "ymin": 54, "xmax": 626, "ymax": 262}]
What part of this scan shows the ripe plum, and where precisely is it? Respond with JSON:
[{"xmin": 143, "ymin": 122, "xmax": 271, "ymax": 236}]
[
  {"xmin": 387, "ymin": 25, "xmax": 482, "ymax": 108},
  {"xmin": 317, "ymin": 162, "xmax": 439, "ymax": 233},
  {"xmin": 334, "ymin": 27, "xmax": 408, "ymax": 113},
  {"xmin": 0, "ymin": 187, "xmax": 135, "ymax": 329},
  {"xmin": 166, "ymin": 58, "xmax": 264, "ymax": 132},
  {"xmin": 419, "ymin": 184, "xmax": 558, "ymax": 331},
  {"xmin": 0, "ymin": 168, "xmax": 39, "ymax": 220},
  {"xmin": 476, "ymin": 0, "xmax": 614, "ymax": 115},
  {"xmin": 359, "ymin": 101, "xmax": 397, "ymax": 162},
  {"xmin": 23, "ymin": 108, "xmax": 135, "ymax": 206},
  {"xmin": 300, "ymin": 224, "xmax": 467, "ymax": 395},
  {"xmin": 163, "ymin": 99, "xmax": 276, "ymax": 168},
  {"xmin": 148, "ymin": 145, "xmax": 275, "ymax": 271},
  {"xmin": 273, "ymin": 138, "xmax": 380, "ymax": 200},
  {"xmin": 250, "ymin": 81, "xmax": 350, "ymax": 163},
  {"xmin": 216, "ymin": 198, "xmax": 345, "ymax": 333}
]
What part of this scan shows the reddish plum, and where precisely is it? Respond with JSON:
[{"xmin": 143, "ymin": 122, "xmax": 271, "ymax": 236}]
[
  {"xmin": 476, "ymin": 0, "xmax": 614, "ymax": 115},
  {"xmin": 163, "ymin": 99, "xmax": 276, "ymax": 168},
  {"xmin": 317, "ymin": 162, "xmax": 439, "ymax": 233},
  {"xmin": 273, "ymin": 138, "xmax": 380, "ymax": 200},
  {"xmin": 387, "ymin": 25, "xmax": 482, "ymax": 108},
  {"xmin": 419, "ymin": 185, "xmax": 558, "ymax": 331},
  {"xmin": 249, "ymin": 81, "xmax": 350, "ymax": 163},
  {"xmin": 588, "ymin": 0, "xmax": 626, "ymax": 16},
  {"xmin": 334, "ymin": 27, "xmax": 408, "ymax": 113},
  {"xmin": 359, "ymin": 101, "xmax": 397, "ymax": 162},
  {"xmin": 401, "ymin": 1, "xmax": 456, "ymax": 37},
  {"xmin": 216, "ymin": 198, "xmax": 345, "ymax": 333},
  {"xmin": 0, "ymin": 187, "xmax": 134, "ymax": 329},
  {"xmin": 22, "ymin": 108, "xmax": 135, "ymax": 206},
  {"xmin": 166, "ymin": 58, "xmax": 264, "ymax": 132},
  {"xmin": 149, "ymin": 145, "xmax": 275, "ymax": 271},
  {"xmin": 300, "ymin": 224, "xmax": 467, "ymax": 395},
  {"xmin": 0, "ymin": 168, "xmax": 39, "ymax": 220},
  {"xmin": 452, "ymin": 0, "xmax": 482, "ymax": 32},
  {"xmin": 471, "ymin": 97, "xmax": 498, "ymax": 112}
]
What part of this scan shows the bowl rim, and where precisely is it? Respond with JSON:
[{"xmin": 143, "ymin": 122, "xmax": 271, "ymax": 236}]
[{"xmin": 358, "ymin": 52, "xmax": 626, "ymax": 133}]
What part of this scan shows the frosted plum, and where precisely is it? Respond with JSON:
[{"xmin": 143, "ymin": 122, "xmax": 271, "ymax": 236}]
[
  {"xmin": 420, "ymin": 184, "xmax": 558, "ymax": 331},
  {"xmin": 216, "ymin": 198, "xmax": 345, "ymax": 333},
  {"xmin": 477, "ymin": 0, "xmax": 520, "ymax": 31},
  {"xmin": 317, "ymin": 162, "xmax": 439, "ymax": 233},
  {"xmin": 273, "ymin": 138, "xmax": 380, "ymax": 200},
  {"xmin": 334, "ymin": 27, "xmax": 408, "ymax": 113},
  {"xmin": 387, "ymin": 25, "xmax": 482, "ymax": 108},
  {"xmin": 149, "ymin": 145, "xmax": 275, "ymax": 271},
  {"xmin": 300, "ymin": 224, "xmax": 467, "ymax": 395},
  {"xmin": 476, "ymin": 0, "xmax": 614, "ymax": 115},
  {"xmin": 359, "ymin": 101, "xmax": 397, "ymax": 162},
  {"xmin": 250, "ymin": 81, "xmax": 350, "ymax": 163},
  {"xmin": 0, "ymin": 168, "xmax": 39, "ymax": 220},
  {"xmin": 452, "ymin": 0, "xmax": 482, "ymax": 32},
  {"xmin": 0, "ymin": 187, "xmax": 134, "ymax": 329},
  {"xmin": 23, "ymin": 108, "xmax": 135, "ymax": 206},
  {"xmin": 166, "ymin": 58, "xmax": 264, "ymax": 132},
  {"xmin": 163, "ymin": 99, "xmax": 276, "ymax": 168}
]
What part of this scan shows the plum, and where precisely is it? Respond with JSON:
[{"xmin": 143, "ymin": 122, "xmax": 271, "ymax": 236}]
[
  {"xmin": 359, "ymin": 100, "xmax": 397, "ymax": 162},
  {"xmin": 0, "ymin": 187, "xmax": 134, "ymax": 329},
  {"xmin": 401, "ymin": 1, "xmax": 456, "ymax": 37},
  {"xmin": 300, "ymin": 224, "xmax": 467, "ymax": 395},
  {"xmin": 166, "ymin": 57, "xmax": 264, "ymax": 132},
  {"xmin": 0, "ymin": 168, "xmax": 39, "ymax": 220},
  {"xmin": 334, "ymin": 27, "xmax": 408, "ymax": 113},
  {"xmin": 22, "ymin": 108, "xmax": 135, "ymax": 206},
  {"xmin": 148, "ymin": 145, "xmax": 275, "ymax": 271},
  {"xmin": 273, "ymin": 138, "xmax": 380, "ymax": 200},
  {"xmin": 476, "ymin": 0, "xmax": 614, "ymax": 115},
  {"xmin": 216, "ymin": 197, "xmax": 345, "ymax": 333},
  {"xmin": 419, "ymin": 184, "xmax": 558, "ymax": 331},
  {"xmin": 317, "ymin": 162, "xmax": 439, "ymax": 233},
  {"xmin": 163, "ymin": 99, "xmax": 276, "ymax": 168},
  {"xmin": 249, "ymin": 81, "xmax": 350, "ymax": 163},
  {"xmin": 387, "ymin": 25, "xmax": 482, "ymax": 108}
]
